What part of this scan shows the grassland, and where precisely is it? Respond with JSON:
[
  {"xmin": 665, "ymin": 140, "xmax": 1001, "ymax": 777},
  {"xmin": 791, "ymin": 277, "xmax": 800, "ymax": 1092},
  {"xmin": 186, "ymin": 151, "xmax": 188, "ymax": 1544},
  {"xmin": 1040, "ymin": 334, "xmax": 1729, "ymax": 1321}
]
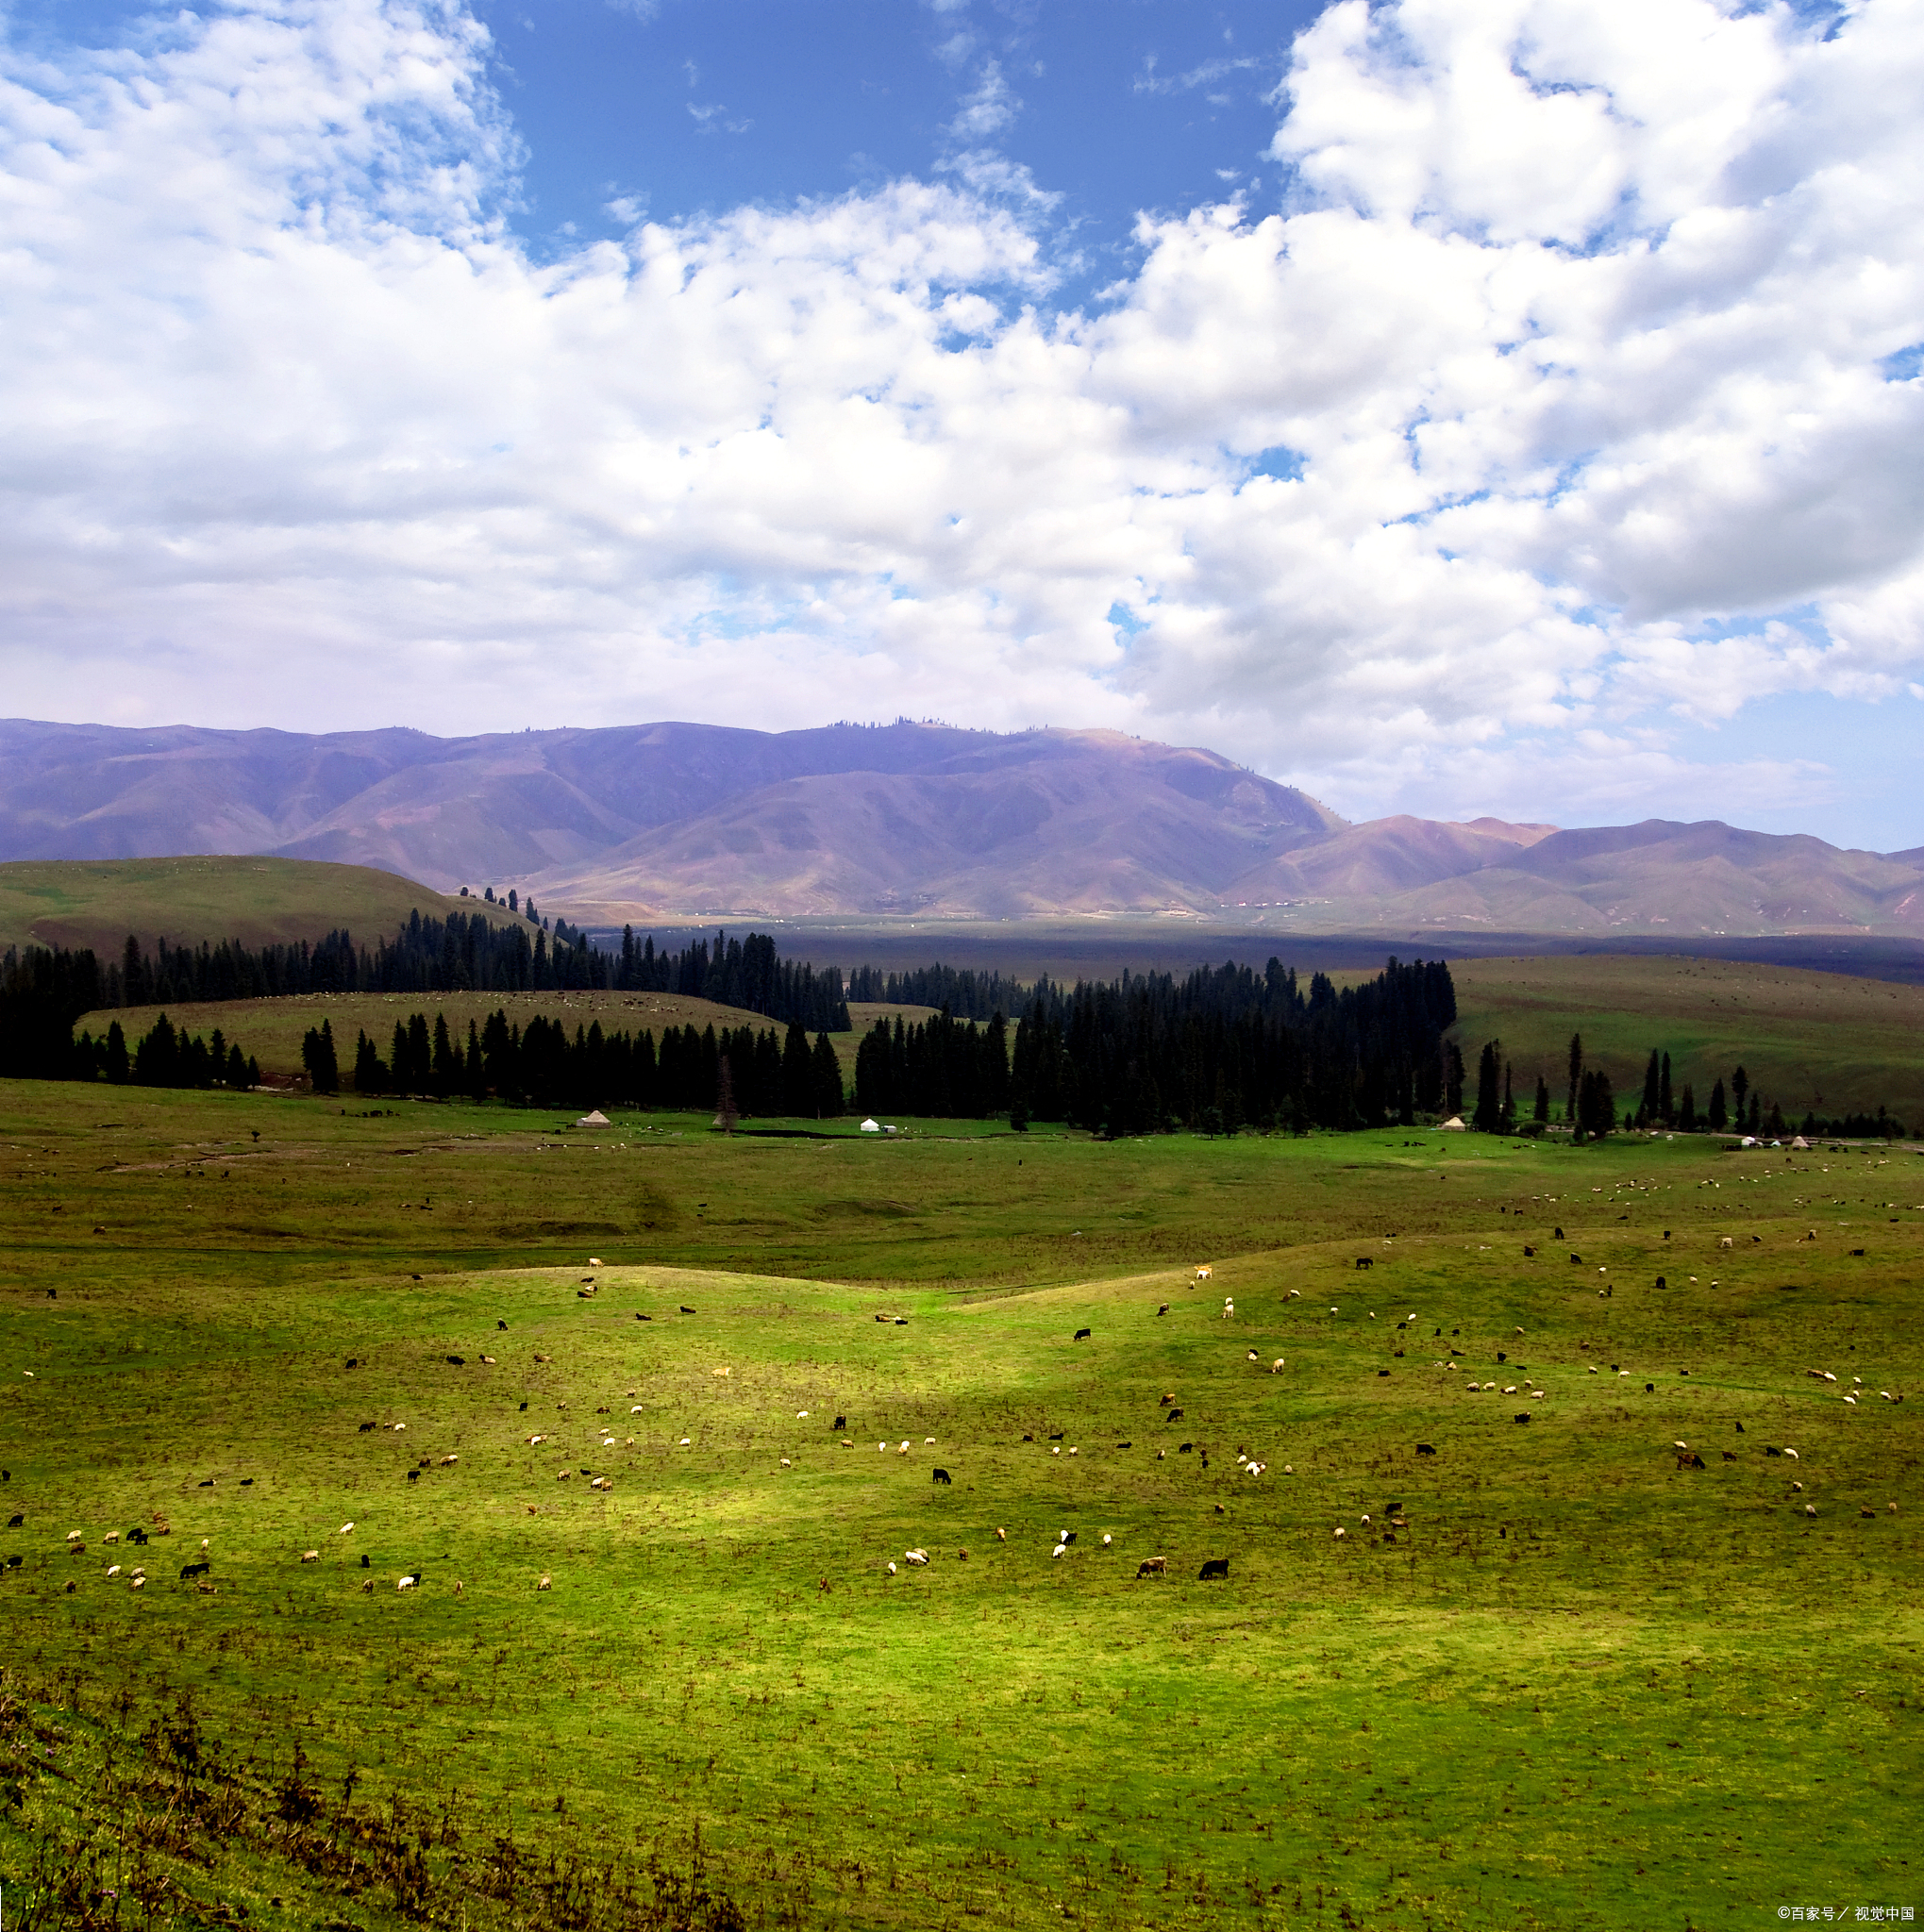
[
  {"xmin": 1445, "ymin": 955, "xmax": 1924, "ymax": 1129},
  {"xmin": 0, "ymin": 1073, "xmax": 1920, "ymax": 1929},
  {"xmin": 0, "ymin": 856, "xmax": 518, "ymax": 955}
]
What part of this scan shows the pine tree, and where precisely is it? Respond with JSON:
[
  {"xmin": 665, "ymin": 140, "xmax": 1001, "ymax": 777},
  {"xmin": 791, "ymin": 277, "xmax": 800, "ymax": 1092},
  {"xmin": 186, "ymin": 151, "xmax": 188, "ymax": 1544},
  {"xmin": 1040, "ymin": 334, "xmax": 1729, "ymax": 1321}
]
[
  {"xmin": 1660, "ymin": 1051, "xmax": 1673, "ymax": 1123},
  {"xmin": 1533, "ymin": 1074, "xmax": 1549, "ymax": 1123},
  {"xmin": 1678, "ymin": 1082, "xmax": 1698, "ymax": 1132},
  {"xmin": 1641, "ymin": 1050, "xmax": 1661, "ymax": 1124},
  {"xmin": 1708, "ymin": 1077, "xmax": 1728, "ymax": 1132},
  {"xmin": 1565, "ymin": 1033, "xmax": 1584, "ymax": 1126},
  {"xmin": 105, "ymin": 1020, "xmax": 128, "ymax": 1085},
  {"xmin": 1501, "ymin": 1059, "xmax": 1516, "ymax": 1129},
  {"xmin": 811, "ymin": 1033, "xmax": 844, "ymax": 1117},
  {"xmin": 353, "ymin": 1029, "xmax": 386, "ymax": 1094},
  {"xmin": 1732, "ymin": 1065, "xmax": 1749, "ymax": 1124},
  {"xmin": 713, "ymin": 1055, "xmax": 738, "ymax": 1133},
  {"xmin": 1474, "ymin": 1041, "xmax": 1502, "ymax": 1131}
]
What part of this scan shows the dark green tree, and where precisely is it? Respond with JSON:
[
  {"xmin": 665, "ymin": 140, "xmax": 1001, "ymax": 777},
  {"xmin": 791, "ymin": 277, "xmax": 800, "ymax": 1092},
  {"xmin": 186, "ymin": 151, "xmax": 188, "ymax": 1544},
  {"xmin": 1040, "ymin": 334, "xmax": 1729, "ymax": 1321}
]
[
  {"xmin": 1565, "ymin": 1033, "xmax": 1584, "ymax": 1125},
  {"xmin": 1660, "ymin": 1051, "xmax": 1673, "ymax": 1122},
  {"xmin": 1533, "ymin": 1074, "xmax": 1549, "ymax": 1123},
  {"xmin": 1473, "ymin": 1040, "xmax": 1502, "ymax": 1131},
  {"xmin": 1731, "ymin": 1065, "xmax": 1749, "ymax": 1124},
  {"xmin": 1708, "ymin": 1077, "xmax": 1728, "ymax": 1132},
  {"xmin": 1678, "ymin": 1082, "xmax": 1698, "ymax": 1132},
  {"xmin": 105, "ymin": 1020, "xmax": 129, "ymax": 1085},
  {"xmin": 1641, "ymin": 1050, "xmax": 1661, "ymax": 1124},
  {"xmin": 353, "ymin": 1029, "xmax": 387, "ymax": 1094}
]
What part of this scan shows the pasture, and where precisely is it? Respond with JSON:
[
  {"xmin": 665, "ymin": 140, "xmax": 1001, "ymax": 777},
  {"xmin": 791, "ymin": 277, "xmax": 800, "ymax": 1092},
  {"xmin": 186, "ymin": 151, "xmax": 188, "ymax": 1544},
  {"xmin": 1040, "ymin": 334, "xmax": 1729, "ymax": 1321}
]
[
  {"xmin": 0, "ymin": 856, "xmax": 512, "ymax": 957},
  {"xmin": 1447, "ymin": 955, "xmax": 1924, "ymax": 1131},
  {"xmin": 0, "ymin": 1079, "xmax": 1920, "ymax": 1929}
]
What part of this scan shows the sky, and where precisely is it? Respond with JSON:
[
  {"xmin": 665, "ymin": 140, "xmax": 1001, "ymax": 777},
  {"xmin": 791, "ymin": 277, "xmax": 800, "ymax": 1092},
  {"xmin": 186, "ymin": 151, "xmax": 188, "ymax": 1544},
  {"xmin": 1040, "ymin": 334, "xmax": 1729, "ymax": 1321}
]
[{"xmin": 1, "ymin": 0, "xmax": 1920, "ymax": 850}]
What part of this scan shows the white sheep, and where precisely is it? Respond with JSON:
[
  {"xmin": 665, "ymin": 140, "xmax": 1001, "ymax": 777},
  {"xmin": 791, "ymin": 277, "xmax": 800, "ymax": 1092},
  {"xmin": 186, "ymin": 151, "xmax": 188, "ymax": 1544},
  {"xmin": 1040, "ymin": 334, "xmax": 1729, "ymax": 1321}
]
[
  {"xmin": 886, "ymin": 1561, "xmax": 897, "ymax": 1575},
  {"xmin": 300, "ymin": 1550, "xmax": 319, "ymax": 1564},
  {"xmin": 340, "ymin": 1522, "xmax": 354, "ymax": 1534},
  {"xmin": 1051, "ymin": 1544, "xmax": 1066, "ymax": 1558},
  {"xmin": 1272, "ymin": 1358, "xmax": 1285, "ymax": 1373},
  {"xmin": 106, "ymin": 1563, "xmax": 122, "ymax": 1577},
  {"xmin": 397, "ymin": 1575, "xmax": 417, "ymax": 1591},
  {"xmin": 905, "ymin": 1549, "xmax": 929, "ymax": 1567},
  {"xmin": 1101, "ymin": 1533, "xmax": 1113, "ymax": 1546}
]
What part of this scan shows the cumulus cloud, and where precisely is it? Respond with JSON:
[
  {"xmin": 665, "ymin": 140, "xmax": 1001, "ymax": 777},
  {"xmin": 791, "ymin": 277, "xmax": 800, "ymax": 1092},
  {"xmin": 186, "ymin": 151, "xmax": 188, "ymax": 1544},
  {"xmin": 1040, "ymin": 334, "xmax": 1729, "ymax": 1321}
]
[{"xmin": 0, "ymin": 0, "xmax": 1919, "ymax": 830}]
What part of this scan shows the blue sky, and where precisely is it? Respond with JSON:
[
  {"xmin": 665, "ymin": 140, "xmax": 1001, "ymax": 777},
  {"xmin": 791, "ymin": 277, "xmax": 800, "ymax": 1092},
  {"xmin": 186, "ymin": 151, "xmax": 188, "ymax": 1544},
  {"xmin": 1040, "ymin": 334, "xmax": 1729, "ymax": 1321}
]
[
  {"xmin": 476, "ymin": 0, "xmax": 1315, "ymax": 291},
  {"xmin": 0, "ymin": 0, "xmax": 1919, "ymax": 850}
]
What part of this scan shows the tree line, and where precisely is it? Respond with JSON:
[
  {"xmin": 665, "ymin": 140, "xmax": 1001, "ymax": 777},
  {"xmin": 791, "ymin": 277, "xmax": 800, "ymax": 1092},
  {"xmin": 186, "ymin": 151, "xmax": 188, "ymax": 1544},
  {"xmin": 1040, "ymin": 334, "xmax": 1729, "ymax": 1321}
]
[
  {"xmin": 299, "ymin": 1010, "xmax": 846, "ymax": 1118},
  {"xmin": 67, "ymin": 1012, "xmax": 262, "ymax": 1091},
  {"xmin": 1467, "ymin": 1034, "xmax": 1908, "ymax": 1140}
]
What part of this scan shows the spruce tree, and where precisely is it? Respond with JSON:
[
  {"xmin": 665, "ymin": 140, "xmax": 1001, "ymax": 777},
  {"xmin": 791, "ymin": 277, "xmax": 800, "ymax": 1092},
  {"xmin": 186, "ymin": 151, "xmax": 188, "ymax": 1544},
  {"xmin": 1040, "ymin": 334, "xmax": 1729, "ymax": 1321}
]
[
  {"xmin": 1641, "ymin": 1050, "xmax": 1661, "ymax": 1124},
  {"xmin": 1708, "ymin": 1077, "xmax": 1728, "ymax": 1132},
  {"xmin": 1474, "ymin": 1041, "xmax": 1501, "ymax": 1131},
  {"xmin": 1501, "ymin": 1059, "xmax": 1516, "ymax": 1130},
  {"xmin": 1660, "ymin": 1051, "xmax": 1673, "ymax": 1123},
  {"xmin": 1678, "ymin": 1082, "xmax": 1698, "ymax": 1132},
  {"xmin": 1533, "ymin": 1074, "xmax": 1549, "ymax": 1123},
  {"xmin": 1732, "ymin": 1065, "xmax": 1749, "ymax": 1124},
  {"xmin": 1565, "ymin": 1033, "xmax": 1583, "ymax": 1125}
]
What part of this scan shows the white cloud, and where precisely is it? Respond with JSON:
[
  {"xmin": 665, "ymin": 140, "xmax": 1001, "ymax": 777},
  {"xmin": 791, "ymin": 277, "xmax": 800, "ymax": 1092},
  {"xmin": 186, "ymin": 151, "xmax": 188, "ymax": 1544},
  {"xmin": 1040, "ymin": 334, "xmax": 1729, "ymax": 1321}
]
[{"xmin": 0, "ymin": 0, "xmax": 1919, "ymax": 834}]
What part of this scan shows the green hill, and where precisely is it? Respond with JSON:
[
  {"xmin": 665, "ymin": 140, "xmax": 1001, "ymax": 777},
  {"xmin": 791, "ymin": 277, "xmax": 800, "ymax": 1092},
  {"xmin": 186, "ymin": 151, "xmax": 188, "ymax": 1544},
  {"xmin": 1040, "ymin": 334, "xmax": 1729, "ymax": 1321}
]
[{"xmin": 0, "ymin": 856, "xmax": 525, "ymax": 957}]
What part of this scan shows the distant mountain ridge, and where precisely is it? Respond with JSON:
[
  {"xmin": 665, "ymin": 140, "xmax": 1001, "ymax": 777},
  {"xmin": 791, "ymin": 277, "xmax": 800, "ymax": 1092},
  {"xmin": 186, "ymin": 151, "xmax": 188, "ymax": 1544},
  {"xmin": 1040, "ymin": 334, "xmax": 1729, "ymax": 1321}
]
[{"xmin": 2, "ymin": 716, "xmax": 1919, "ymax": 938}]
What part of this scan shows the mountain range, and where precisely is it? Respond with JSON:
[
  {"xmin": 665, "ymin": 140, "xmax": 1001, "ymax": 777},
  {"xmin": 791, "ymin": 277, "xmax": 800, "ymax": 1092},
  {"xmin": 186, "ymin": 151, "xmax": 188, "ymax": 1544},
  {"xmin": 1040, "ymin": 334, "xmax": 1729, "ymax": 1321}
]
[{"xmin": 3, "ymin": 716, "xmax": 1920, "ymax": 938}]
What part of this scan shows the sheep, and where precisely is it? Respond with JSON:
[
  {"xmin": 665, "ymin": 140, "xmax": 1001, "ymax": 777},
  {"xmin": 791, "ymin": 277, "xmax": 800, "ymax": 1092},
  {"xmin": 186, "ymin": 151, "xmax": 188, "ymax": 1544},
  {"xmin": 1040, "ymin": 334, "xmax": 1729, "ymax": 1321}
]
[
  {"xmin": 995, "ymin": 1527, "xmax": 1007, "ymax": 1541},
  {"xmin": 439, "ymin": 1454, "xmax": 459, "ymax": 1467},
  {"xmin": 300, "ymin": 1550, "xmax": 320, "ymax": 1564},
  {"xmin": 1223, "ymin": 1298, "xmax": 1234, "ymax": 1319},
  {"xmin": 1196, "ymin": 1267, "xmax": 1213, "ymax": 1282},
  {"xmin": 106, "ymin": 1563, "xmax": 122, "ymax": 1578},
  {"xmin": 397, "ymin": 1575, "xmax": 418, "ymax": 1591},
  {"xmin": 1272, "ymin": 1358, "xmax": 1285, "ymax": 1373},
  {"xmin": 340, "ymin": 1522, "xmax": 354, "ymax": 1535},
  {"xmin": 898, "ymin": 1440, "xmax": 911, "ymax": 1454},
  {"xmin": 65, "ymin": 1530, "xmax": 83, "ymax": 1543},
  {"xmin": 1333, "ymin": 1527, "xmax": 1346, "ymax": 1539},
  {"xmin": 886, "ymin": 1562, "xmax": 897, "ymax": 1576},
  {"xmin": 129, "ymin": 1575, "xmax": 144, "ymax": 1591},
  {"xmin": 538, "ymin": 1574, "xmax": 552, "ymax": 1591},
  {"xmin": 360, "ymin": 1578, "xmax": 376, "ymax": 1593},
  {"xmin": 1718, "ymin": 1237, "xmax": 1733, "ymax": 1250},
  {"xmin": 1051, "ymin": 1544, "xmax": 1066, "ymax": 1558},
  {"xmin": 102, "ymin": 1531, "xmax": 119, "ymax": 1546},
  {"xmin": 904, "ymin": 1549, "xmax": 929, "ymax": 1567},
  {"xmin": 1101, "ymin": 1533, "xmax": 1113, "ymax": 1546},
  {"xmin": 780, "ymin": 1457, "xmax": 792, "ymax": 1469},
  {"xmin": 925, "ymin": 1437, "xmax": 936, "ymax": 1445}
]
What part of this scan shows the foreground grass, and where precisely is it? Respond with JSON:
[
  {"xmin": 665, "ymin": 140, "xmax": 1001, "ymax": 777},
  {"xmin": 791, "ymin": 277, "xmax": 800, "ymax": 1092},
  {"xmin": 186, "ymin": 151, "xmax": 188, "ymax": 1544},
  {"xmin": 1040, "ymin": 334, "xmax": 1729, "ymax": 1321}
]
[{"xmin": 1, "ymin": 1080, "xmax": 1920, "ymax": 1927}]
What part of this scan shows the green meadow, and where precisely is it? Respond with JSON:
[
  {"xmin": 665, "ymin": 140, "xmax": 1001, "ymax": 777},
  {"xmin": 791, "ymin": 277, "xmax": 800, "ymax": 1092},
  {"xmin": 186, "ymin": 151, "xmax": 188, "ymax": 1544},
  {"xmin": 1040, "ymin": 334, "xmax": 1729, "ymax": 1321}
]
[{"xmin": 1, "ymin": 1079, "xmax": 1920, "ymax": 1929}]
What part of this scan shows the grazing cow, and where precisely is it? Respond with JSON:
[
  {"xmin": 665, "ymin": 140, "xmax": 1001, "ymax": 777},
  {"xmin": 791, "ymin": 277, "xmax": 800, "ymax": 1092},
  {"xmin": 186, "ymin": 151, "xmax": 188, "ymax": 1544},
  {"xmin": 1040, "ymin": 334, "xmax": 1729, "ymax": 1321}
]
[
  {"xmin": 497, "ymin": 1320, "xmax": 508, "ymax": 1330},
  {"xmin": 1514, "ymin": 1412, "xmax": 1532, "ymax": 1424},
  {"xmin": 1721, "ymin": 1451, "xmax": 1737, "ymax": 1461},
  {"xmin": 1178, "ymin": 1441, "xmax": 1194, "ymax": 1454},
  {"xmin": 1158, "ymin": 1304, "xmax": 1169, "ymax": 1316},
  {"xmin": 1074, "ymin": 1327, "xmax": 1092, "ymax": 1341},
  {"xmin": 1166, "ymin": 1408, "xmax": 1184, "ymax": 1423},
  {"xmin": 127, "ymin": 1527, "xmax": 146, "ymax": 1546},
  {"xmin": 1196, "ymin": 1267, "xmax": 1213, "ymax": 1282},
  {"xmin": 1416, "ymin": 1442, "xmax": 1436, "ymax": 1456},
  {"xmin": 446, "ymin": 1355, "xmax": 465, "ymax": 1366},
  {"xmin": 1523, "ymin": 1245, "xmax": 1536, "ymax": 1257},
  {"xmin": 6, "ymin": 1512, "xmax": 22, "ymax": 1528},
  {"xmin": 538, "ymin": 1574, "xmax": 552, "ymax": 1591},
  {"xmin": 1718, "ymin": 1237, "xmax": 1733, "ymax": 1250},
  {"xmin": 179, "ymin": 1561, "xmax": 209, "ymax": 1580},
  {"xmin": 1160, "ymin": 1393, "xmax": 1179, "ymax": 1407},
  {"xmin": 1676, "ymin": 1452, "xmax": 1705, "ymax": 1470},
  {"xmin": 1355, "ymin": 1257, "xmax": 1373, "ymax": 1270},
  {"xmin": 957, "ymin": 1549, "xmax": 967, "ymax": 1561},
  {"xmin": 679, "ymin": 1306, "xmax": 695, "ymax": 1314},
  {"xmin": 1197, "ymin": 1557, "xmax": 1230, "ymax": 1581},
  {"xmin": 1272, "ymin": 1358, "xmax": 1286, "ymax": 1373},
  {"xmin": 932, "ymin": 1468, "xmax": 952, "ymax": 1485},
  {"xmin": 1136, "ymin": 1557, "xmax": 1167, "ymax": 1578},
  {"xmin": 832, "ymin": 1415, "xmax": 847, "ymax": 1430},
  {"xmin": 358, "ymin": 1421, "xmax": 376, "ymax": 1433}
]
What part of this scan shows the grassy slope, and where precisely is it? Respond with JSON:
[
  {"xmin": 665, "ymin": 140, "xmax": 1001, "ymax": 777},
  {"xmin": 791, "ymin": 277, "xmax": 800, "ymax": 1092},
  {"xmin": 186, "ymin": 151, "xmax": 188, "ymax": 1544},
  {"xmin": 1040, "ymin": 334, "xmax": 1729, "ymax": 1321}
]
[
  {"xmin": 1447, "ymin": 954, "xmax": 1924, "ymax": 1127},
  {"xmin": 1, "ymin": 1081, "xmax": 1920, "ymax": 1928},
  {"xmin": 0, "ymin": 855, "xmax": 526, "ymax": 955}
]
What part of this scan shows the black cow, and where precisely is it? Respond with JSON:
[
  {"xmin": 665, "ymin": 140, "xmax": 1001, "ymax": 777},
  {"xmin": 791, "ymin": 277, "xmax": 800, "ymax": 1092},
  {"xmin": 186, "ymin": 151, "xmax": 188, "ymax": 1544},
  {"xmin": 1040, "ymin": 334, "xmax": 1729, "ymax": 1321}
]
[
  {"xmin": 1416, "ymin": 1442, "xmax": 1437, "ymax": 1456},
  {"xmin": 344, "ymin": 1357, "xmax": 359, "ymax": 1369},
  {"xmin": 4, "ymin": 1554, "xmax": 21, "ymax": 1569},
  {"xmin": 6, "ymin": 1512, "xmax": 22, "ymax": 1528},
  {"xmin": 358, "ymin": 1421, "xmax": 376, "ymax": 1432},
  {"xmin": 126, "ymin": 1526, "xmax": 147, "ymax": 1545},
  {"xmin": 932, "ymin": 1468, "xmax": 952, "ymax": 1485},
  {"xmin": 680, "ymin": 1306, "xmax": 696, "ymax": 1314},
  {"xmin": 497, "ymin": 1320, "xmax": 508, "ymax": 1330},
  {"xmin": 1355, "ymin": 1257, "xmax": 1373, "ymax": 1270},
  {"xmin": 197, "ymin": 1478, "xmax": 214, "ymax": 1488},
  {"xmin": 831, "ymin": 1415, "xmax": 847, "ymax": 1430},
  {"xmin": 446, "ymin": 1355, "xmax": 466, "ymax": 1366},
  {"xmin": 240, "ymin": 1477, "xmax": 254, "ymax": 1487},
  {"xmin": 1676, "ymin": 1452, "xmax": 1705, "ymax": 1469},
  {"xmin": 179, "ymin": 1560, "xmax": 209, "ymax": 1580},
  {"xmin": 1074, "ymin": 1327, "xmax": 1092, "ymax": 1341},
  {"xmin": 1523, "ymin": 1245, "xmax": 1536, "ymax": 1257},
  {"xmin": 1116, "ymin": 1441, "xmax": 1131, "ymax": 1449},
  {"xmin": 636, "ymin": 1312, "xmax": 652, "ymax": 1321},
  {"xmin": 1178, "ymin": 1441, "xmax": 1194, "ymax": 1454},
  {"xmin": 1554, "ymin": 1225, "xmax": 1564, "ymax": 1239},
  {"xmin": 1048, "ymin": 1431, "xmax": 1064, "ymax": 1441},
  {"xmin": 1165, "ymin": 1408, "xmax": 1184, "ymax": 1423},
  {"xmin": 1514, "ymin": 1412, "xmax": 1532, "ymax": 1424},
  {"xmin": 1197, "ymin": 1557, "xmax": 1230, "ymax": 1581},
  {"xmin": 1569, "ymin": 1253, "xmax": 1582, "ymax": 1264},
  {"xmin": 360, "ymin": 1554, "xmax": 370, "ymax": 1567},
  {"xmin": 407, "ymin": 1470, "xmax": 420, "ymax": 1482},
  {"xmin": 1655, "ymin": 1275, "xmax": 1667, "ymax": 1290}
]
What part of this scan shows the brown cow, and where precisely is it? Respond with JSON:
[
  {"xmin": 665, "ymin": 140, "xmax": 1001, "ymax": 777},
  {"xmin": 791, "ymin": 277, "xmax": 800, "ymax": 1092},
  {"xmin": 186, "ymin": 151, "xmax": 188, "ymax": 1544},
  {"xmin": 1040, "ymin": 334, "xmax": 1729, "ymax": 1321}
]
[{"xmin": 1136, "ymin": 1557, "xmax": 1168, "ymax": 1578}]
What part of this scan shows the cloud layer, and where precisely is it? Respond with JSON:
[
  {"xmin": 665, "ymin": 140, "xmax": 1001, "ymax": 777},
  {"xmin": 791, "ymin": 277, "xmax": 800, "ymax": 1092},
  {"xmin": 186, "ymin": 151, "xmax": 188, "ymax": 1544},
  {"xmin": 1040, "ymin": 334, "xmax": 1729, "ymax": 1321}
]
[{"xmin": 1, "ymin": 0, "xmax": 1918, "ymax": 829}]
